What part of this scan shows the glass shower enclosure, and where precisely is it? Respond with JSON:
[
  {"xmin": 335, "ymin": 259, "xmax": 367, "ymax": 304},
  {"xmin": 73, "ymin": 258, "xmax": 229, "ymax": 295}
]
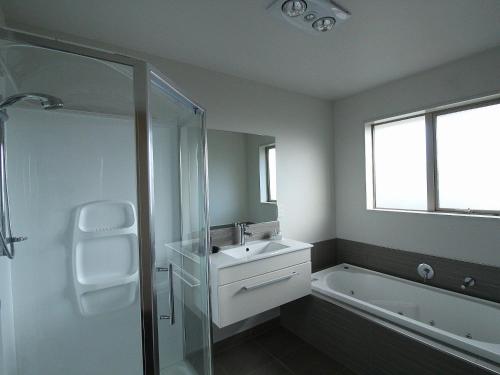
[{"xmin": 0, "ymin": 28, "xmax": 212, "ymax": 375}]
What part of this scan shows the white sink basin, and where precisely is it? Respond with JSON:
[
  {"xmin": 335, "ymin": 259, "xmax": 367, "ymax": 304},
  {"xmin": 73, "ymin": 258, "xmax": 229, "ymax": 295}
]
[
  {"xmin": 221, "ymin": 241, "xmax": 289, "ymax": 259},
  {"xmin": 211, "ymin": 239, "xmax": 313, "ymax": 268}
]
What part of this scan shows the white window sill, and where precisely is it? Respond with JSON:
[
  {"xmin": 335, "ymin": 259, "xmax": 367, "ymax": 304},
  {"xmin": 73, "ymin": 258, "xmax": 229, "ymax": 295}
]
[{"xmin": 367, "ymin": 207, "xmax": 500, "ymax": 220}]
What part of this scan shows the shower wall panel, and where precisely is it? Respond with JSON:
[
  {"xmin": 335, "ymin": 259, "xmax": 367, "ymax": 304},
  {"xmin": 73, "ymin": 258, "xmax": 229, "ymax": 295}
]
[
  {"xmin": 0, "ymin": 257, "xmax": 16, "ymax": 375},
  {"xmin": 7, "ymin": 108, "xmax": 143, "ymax": 375}
]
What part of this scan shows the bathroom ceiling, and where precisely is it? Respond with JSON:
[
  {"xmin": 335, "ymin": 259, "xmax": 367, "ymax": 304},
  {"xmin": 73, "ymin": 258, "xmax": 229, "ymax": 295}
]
[{"xmin": 2, "ymin": 0, "xmax": 500, "ymax": 100}]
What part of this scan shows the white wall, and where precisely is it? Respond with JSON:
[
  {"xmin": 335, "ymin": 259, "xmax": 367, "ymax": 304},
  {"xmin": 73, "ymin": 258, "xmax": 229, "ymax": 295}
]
[
  {"xmin": 333, "ymin": 46, "xmax": 500, "ymax": 267},
  {"xmin": 149, "ymin": 57, "xmax": 335, "ymax": 243}
]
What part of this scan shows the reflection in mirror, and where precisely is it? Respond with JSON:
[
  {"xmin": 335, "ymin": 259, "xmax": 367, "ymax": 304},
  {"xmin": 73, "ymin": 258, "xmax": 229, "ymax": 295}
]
[{"xmin": 207, "ymin": 130, "xmax": 278, "ymax": 227}]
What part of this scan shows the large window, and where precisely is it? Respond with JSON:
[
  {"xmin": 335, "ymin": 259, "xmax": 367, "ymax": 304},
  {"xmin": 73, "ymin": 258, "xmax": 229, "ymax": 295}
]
[{"xmin": 366, "ymin": 98, "xmax": 500, "ymax": 216}]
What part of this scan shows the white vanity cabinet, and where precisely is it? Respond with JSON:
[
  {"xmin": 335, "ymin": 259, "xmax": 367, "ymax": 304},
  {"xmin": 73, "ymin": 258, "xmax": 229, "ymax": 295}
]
[{"xmin": 210, "ymin": 239, "xmax": 312, "ymax": 328}]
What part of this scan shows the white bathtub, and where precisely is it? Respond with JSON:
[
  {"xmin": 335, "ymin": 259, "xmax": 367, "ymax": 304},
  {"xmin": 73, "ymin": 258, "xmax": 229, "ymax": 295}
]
[{"xmin": 312, "ymin": 264, "xmax": 500, "ymax": 367}]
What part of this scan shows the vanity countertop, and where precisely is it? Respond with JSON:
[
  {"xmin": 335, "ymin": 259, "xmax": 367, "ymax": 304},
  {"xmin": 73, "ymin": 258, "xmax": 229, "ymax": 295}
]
[{"xmin": 210, "ymin": 238, "xmax": 313, "ymax": 269}]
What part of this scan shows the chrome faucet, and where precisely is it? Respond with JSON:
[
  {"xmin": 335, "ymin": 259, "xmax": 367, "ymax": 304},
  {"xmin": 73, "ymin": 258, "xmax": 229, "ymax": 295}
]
[{"xmin": 236, "ymin": 222, "xmax": 253, "ymax": 246}]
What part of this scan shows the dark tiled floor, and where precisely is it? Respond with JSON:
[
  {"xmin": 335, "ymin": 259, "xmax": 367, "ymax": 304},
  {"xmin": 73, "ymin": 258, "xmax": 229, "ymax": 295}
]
[{"xmin": 214, "ymin": 326, "xmax": 356, "ymax": 375}]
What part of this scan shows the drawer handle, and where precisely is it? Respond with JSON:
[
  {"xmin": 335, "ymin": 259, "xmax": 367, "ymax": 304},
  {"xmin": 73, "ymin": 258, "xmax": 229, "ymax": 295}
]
[
  {"xmin": 158, "ymin": 263, "xmax": 175, "ymax": 325},
  {"xmin": 242, "ymin": 272, "xmax": 298, "ymax": 291}
]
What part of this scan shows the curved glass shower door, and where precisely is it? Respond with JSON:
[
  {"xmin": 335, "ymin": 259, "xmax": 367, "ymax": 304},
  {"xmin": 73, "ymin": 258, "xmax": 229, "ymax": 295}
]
[
  {"xmin": 149, "ymin": 70, "xmax": 212, "ymax": 375},
  {"xmin": 0, "ymin": 36, "xmax": 144, "ymax": 375},
  {"xmin": 0, "ymin": 30, "xmax": 212, "ymax": 375}
]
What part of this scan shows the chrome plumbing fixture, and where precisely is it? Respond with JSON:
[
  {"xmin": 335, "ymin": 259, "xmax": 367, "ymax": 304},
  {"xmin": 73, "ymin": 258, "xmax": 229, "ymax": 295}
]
[
  {"xmin": 461, "ymin": 276, "xmax": 476, "ymax": 290},
  {"xmin": 235, "ymin": 222, "xmax": 253, "ymax": 246},
  {"xmin": 0, "ymin": 93, "xmax": 64, "ymax": 259},
  {"xmin": 417, "ymin": 263, "xmax": 434, "ymax": 282}
]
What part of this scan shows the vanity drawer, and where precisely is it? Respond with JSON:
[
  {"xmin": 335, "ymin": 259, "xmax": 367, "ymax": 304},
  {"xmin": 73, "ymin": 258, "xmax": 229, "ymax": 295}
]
[
  {"xmin": 215, "ymin": 261, "xmax": 311, "ymax": 327},
  {"xmin": 217, "ymin": 248, "xmax": 311, "ymax": 285}
]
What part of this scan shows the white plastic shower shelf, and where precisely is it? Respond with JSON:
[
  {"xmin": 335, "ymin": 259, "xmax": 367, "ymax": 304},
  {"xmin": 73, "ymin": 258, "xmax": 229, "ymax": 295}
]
[{"xmin": 72, "ymin": 200, "xmax": 139, "ymax": 316}]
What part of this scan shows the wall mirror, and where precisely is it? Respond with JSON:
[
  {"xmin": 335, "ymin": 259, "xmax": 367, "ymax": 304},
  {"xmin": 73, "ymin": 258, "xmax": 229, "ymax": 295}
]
[{"xmin": 207, "ymin": 129, "xmax": 278, "ymax": 227}]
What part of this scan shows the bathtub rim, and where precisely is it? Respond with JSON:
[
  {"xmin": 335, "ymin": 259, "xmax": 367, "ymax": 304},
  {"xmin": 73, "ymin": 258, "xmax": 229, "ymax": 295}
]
[
  {"xmin": 311, "ymin": 263, "xmax": 500, "ymax": 374},
  {"xmin": 314, "ymin": 263, "xmax": 500, "ymax": 309}
]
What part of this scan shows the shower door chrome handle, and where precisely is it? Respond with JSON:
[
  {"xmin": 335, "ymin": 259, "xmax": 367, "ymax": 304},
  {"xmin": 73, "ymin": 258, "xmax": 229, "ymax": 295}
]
[{"xmin": 158, "ymin": 263, "xmax": 175, "ymax": 325}]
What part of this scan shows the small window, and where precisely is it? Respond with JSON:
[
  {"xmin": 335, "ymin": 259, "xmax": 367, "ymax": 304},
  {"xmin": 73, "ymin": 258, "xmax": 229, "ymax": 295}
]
[
  {"xmin": 265, "ymin": 145, "xmax": 277, "ymax": 202},
  {"xmin": 366, "ymin": 97, "xmax": 500, "ymax": 217},
  {"xmin": 435, "ymin": 103, "xmax": 500, "ymax": 213},
  {"xmin": 372, "ymin": 116, "xmax": 427, "ymax": 210}
]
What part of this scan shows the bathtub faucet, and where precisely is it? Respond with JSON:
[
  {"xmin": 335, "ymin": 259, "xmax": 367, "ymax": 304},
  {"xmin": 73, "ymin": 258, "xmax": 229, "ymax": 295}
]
[
  {"xmin": 417, "ymin": 263, "xmax": 434, "ymax": 282},
  {"xmin": 461, "ymin": 276, "xmax": 475, "ymax": 290}
]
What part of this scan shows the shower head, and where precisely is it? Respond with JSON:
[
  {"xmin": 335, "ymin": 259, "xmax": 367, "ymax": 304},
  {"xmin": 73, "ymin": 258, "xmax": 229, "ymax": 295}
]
[{"xmin": 0, "ymin": 93, "xmax": 64, "ymax": 110}]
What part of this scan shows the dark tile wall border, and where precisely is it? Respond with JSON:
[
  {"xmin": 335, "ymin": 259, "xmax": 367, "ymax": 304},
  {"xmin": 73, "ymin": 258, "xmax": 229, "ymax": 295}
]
[
  {"xmin": 211, "ymin": 232, "xmax": 500, "ymax": 301},
  {"xmin": 336, "ymin": 238, "xmax": 500, "ymax": 303},
  {"xmin": 210, "ymin": 221, "xmax": 280, "ymax": 248},
  {"xmin": 310, "ymin": 238, "xmax": 336, "ymax": 272},
  {"xmin": 281, "ymin": 296, "xmax": 498, "ymax": 375}
]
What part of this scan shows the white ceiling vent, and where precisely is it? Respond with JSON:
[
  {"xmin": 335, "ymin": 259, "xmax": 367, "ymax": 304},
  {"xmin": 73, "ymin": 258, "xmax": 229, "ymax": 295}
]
[{"xmin": 267, "ymin": 0, "xmax": 350, "ymax": 34}]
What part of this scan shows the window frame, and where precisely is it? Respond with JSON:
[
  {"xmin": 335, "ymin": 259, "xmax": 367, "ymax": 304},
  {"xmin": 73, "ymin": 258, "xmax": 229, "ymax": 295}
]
[
  {"xmin": 264, "ymin": 144, "xmax": 277, "ymax": 203},
  {"xmin": 366, "ymin": 96, "xmax": 500, "ymax": 217}
]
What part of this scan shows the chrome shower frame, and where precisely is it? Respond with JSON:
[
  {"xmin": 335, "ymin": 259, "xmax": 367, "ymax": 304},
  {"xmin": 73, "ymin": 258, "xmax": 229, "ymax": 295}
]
[
  {"xmin": 0, "ymin": 108, "xmax": 14, "ymax": 258},
  {"xmin": 0, "ymin": 26, "xmax": 213, "ymax": 375}
]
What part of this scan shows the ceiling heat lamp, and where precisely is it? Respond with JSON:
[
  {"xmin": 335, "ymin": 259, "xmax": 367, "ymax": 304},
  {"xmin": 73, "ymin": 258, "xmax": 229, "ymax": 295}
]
[{"xmin": 268, "ymin": 0, "xmax": 350, "ymax": 34}]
